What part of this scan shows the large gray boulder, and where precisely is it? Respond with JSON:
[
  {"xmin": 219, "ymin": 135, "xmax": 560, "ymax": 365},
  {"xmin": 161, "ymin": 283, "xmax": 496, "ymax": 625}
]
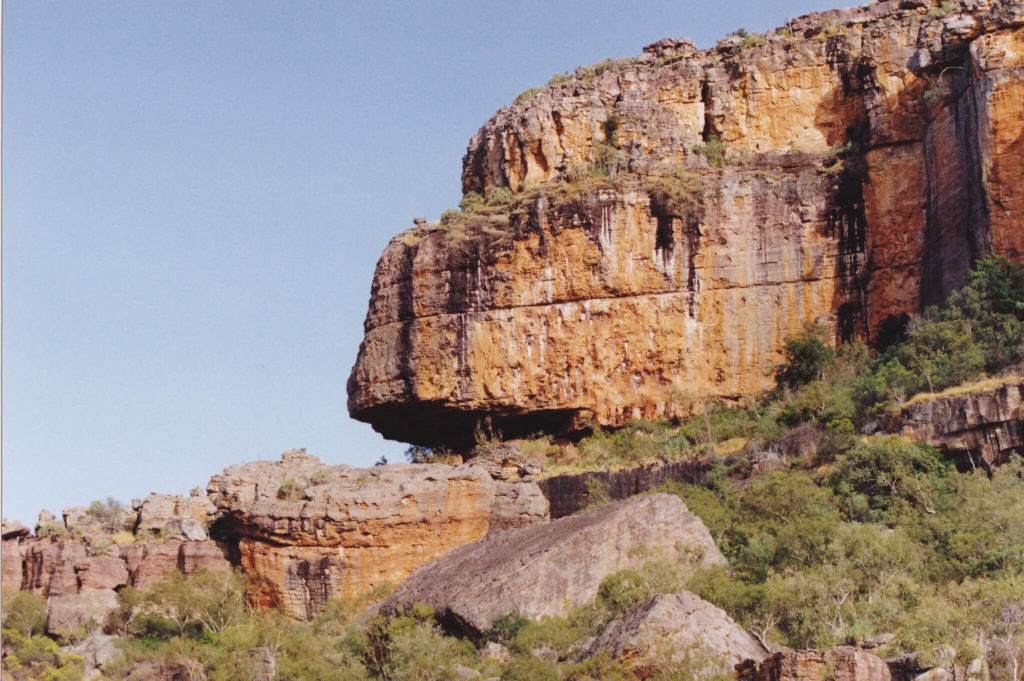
[
  {"xmin": 588, "ymin": 591, "xmax": 769, "ymax": 676},
  {"xmin": 377, "ymin": 493, "xmax": 725, "ymax": 637}
]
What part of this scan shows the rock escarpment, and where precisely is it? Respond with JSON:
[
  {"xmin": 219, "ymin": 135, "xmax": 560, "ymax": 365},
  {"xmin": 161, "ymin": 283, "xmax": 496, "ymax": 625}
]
[
  {"xmin": 2, "ymin": 450, "xmax": 550, "ymax": 627},
  {"xmin": 737, "ymin": 648, "xmax": 893, "ymax": 681},
  {"xmin": 349, "ymin": 0, "xmax": 1024, "ymax": 448},
  {"xmin": 376, "ymin": 493, "xmax": 725, "ymax": 639},
  {"xmin": 899, "ymin": 378, "xmax": 1024, "ymax": 469},
  {"xmin": 207, "ymin": 450, "xmax": 549, "ymax": 619}
]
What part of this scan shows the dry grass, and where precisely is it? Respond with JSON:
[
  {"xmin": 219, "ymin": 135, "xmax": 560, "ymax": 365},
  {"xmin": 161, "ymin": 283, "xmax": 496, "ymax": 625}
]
[
  {"xmin": 904, "ymin": 373, "xmax": 1024, "ymax": 407},
  {"xmin": 713, "ymin": 437, "xmax": 749, "ymax": 456}
]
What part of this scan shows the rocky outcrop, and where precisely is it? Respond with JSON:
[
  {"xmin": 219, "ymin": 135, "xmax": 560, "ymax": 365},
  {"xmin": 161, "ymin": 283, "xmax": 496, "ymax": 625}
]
[
  {"xmin": 207, "ymin": 449, "xmax": 549, "ymax": 619},
  {"xmin": 589, "ymin": 591, "xmax": 769, "ymax": 678},
  {"xmin": 136, "ymin": 491, "xmax": 217, "ymax": 535},
  {"xmin": 3, "ymin": 539, "xmax": 24, "ymax": 591},
  {"xmin": 45, "ymin": 590, "xmax": 120, "ymax": 638},
  {"xmin": 348, "ymin": 0, "xmax": 1024, "ymax": 448},
  {"xmin": 376, "ymin": 493, "xmax": 725, "ymax": 639},
  {"xmin": 900, "ymin": 379, "xmax": 1024, "ymax": 469},
  {"xmin": 24, "ymin": 540, "xmax": 87, "ymax": 598},
  {"xmin": 737, "ymin": 647, "xmax": 892, "ymax": 681},
  {"xmin": 536, "ymin": 459, "xmax": 708, "ymax": 518},
  {"xmin": 124, "ymin": 540, "xmax": 235, "ymax": 591}
]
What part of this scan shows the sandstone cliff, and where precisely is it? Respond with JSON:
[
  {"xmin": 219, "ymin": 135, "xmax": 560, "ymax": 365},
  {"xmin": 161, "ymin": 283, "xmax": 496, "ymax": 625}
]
[
  {"xmin": 348, "ymin": 0, "xmax": 1024, "ymax": 448},
  {"xmin": 2, "ymin": 450, "xmax": 552, "ymax": 626},
  {"xmin": 208, "ymin": 449, "xmax": 549, "ymax": 619}
]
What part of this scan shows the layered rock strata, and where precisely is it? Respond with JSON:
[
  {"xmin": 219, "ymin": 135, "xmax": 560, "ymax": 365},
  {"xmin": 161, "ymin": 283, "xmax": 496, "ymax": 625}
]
[
  {"xmin": 736, "ymin": 647, "xmax": 893, "ymax": 681},
  {"xmin": 349, "ymin": 0, "xmax": 1024, "ymax": 448},
  {"xmin": 376, "ymin": 493, "xmax": 725, "ymax": 639},
  {"xmin": 207, "ymin": 450, "xmax": 549, "ymax": 619},
  {"xmin": 899, "ymin": 379, "xmax": 1024, "ymax": 469}
]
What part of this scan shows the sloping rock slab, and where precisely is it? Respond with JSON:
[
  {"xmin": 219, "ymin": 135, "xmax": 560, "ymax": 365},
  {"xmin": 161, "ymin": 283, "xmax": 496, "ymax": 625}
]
[
  {"xmin": 377, "ymin": 493, "xmax": 725, "ymax": 638},
  {"xmin": 737, "ymin": 647, "xmax": 892, "ymax": 681},
  {"xmin": 588, "ymin": 591, "xmax": 768, "ymax": 677}
]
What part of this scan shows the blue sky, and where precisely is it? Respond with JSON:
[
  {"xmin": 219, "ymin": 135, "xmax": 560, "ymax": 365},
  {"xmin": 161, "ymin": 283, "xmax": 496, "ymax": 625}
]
[{"xmin": 3, "ymin": 0, "xmax": 847, "ymax": 524}]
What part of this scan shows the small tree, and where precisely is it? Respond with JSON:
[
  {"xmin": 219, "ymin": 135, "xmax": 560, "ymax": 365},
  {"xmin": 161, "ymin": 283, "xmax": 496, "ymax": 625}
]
[
  {"xmin": 775, "ymin": 323, "xmax": 836, "ymax": 390},
  {"xmin": 1, "ymin": 590, "xmax": 48, "ymax": 638}
]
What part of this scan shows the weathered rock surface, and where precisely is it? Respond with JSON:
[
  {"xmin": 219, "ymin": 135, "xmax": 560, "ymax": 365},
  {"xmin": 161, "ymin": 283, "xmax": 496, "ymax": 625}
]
[
  {"xmin": 124, "ymin": 540, "xmax": 234, "ymax": 591},
  {"xmin": 377, "ymin": 493, "xmax": 725, "ymax": 638},
  {"xmin": 2, "ymin": 539, "xmax": 24, "ymax": 590},
  {"xmin": 737, "ymin": 647, "xmax": 892, "ymax": 681},
  {"xmin": 137, "ymin": 491, "xmax": 217, "ymax": 534},
  {"xmin": 45, "ymin": 589, "xmax": 120, "ymax": 637},
  {"xmin": 349, "ymin": 0, "xmax": 1024, "ymax": 448},
  {"xmin": 3, "ymin": 520, "xmax": 30, "ymax": 540},
  {"xmin": 588, "ymin": 591, "xmax": 769, "ymax": 677},
  {"xmin": 900, "ymin": 379, "xmax": 1024, "ymax": 469},
  {"xmin": 68, "ymin": 631, "xmax": 123, "ymax": 681},
  {"xmin": 24, "ymin": 539, "xmax": 87, "ymax": 597},
  {"xmin": 75, "ymin": 557, "xmax": 129, "ymax": 592},
  {"xmin": 537, "ymin": 459, "xmax": 707, "ymax": 518},
  {"xmin": 208, "ymin": 450, "xmax": 549, "ymax": 619}
]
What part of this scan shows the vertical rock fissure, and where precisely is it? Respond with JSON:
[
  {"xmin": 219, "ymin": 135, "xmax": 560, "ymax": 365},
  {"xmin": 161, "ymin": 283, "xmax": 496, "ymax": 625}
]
[
  {"xmin": 700, "ymin": 79, "xmax": 716, "ymax": 142},
  {"xmin": 921, "ymin": 61, "xmax": 991, "ymax": 309}
]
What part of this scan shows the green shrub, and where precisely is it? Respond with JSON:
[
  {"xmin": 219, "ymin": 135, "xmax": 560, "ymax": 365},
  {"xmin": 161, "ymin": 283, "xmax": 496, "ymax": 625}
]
[
  {"xmin": 2, "ymin": 590, "xmax": 48, "ymax": 638},
  {"xmin": 485, "ymin": 186, "xmax": 514, "ymax": 207},
  {"xmin": 742, "ymin": 33, "xmax": 765, "ymax": 48},
  {"xmin": 459, "ymin": 191, "xmax": 484, "ymax": 214},
  {"xmin": 37, "ymin": 521, "xmax": 68, "ymax": 540},
  {"xmin": 487, "ymin": 611, "xmax": 530, "ymax": 644},
  {"xmin": 87, "ymin": 496, "xmax": 124, "ymax": 531},
  {"xmin": 278, "ymin": 478, "xmax": 306, "ymax": 501},
  {"xmin": 308, "ymin": 468, "xmax": 331, "ymax": 486},
  {"xmin": 693, "ymin": 135, "xmax": 731, "ymax": 167},
  {"xmin": 439, "ymin": 208, "xmax": 462, "ymax": 225},
  {"xmin": 597, "ymin": 569, "xmax": 649, "ymax": 618},
  {"xmin": 514, "ymin": 86, "xmax": 543, "ymax": 107},
  {"xmin": 1, "ymin": 628, "xmax": 86, "ymax": 681},
  {"xmin": 89, "ymin": 538, "xmax": 113, "ymax": 556},
  {"xmin": 501, "ymin": 655, "xmax": 561, "ymax": 681},
  {"xmin": 602, "ymin": 114, "xmax": 621, "ymax": 147},
  {"xmin": 774, "ymin": 322, "xmax": 836, "ymax": 390}
]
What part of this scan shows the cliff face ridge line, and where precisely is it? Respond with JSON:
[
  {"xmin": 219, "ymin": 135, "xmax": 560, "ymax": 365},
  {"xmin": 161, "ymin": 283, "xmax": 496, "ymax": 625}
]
[{"xmin": 348, "ymin": 0, "xmax": 1024, "ymax": 448}]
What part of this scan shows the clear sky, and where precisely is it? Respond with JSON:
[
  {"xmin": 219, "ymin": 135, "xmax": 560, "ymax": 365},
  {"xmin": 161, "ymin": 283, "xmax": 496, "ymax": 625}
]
[{"xmin": 2, "ymin": 0, "xmax": 848, "ymax": 525}]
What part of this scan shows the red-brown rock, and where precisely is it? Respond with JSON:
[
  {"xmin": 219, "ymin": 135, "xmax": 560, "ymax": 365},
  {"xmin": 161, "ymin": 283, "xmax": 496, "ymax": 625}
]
[
  {"xmin": 124, "ymin": 540, "xmax": 233, "ymax": 591},
  {"xmin": 2, "ymin": 539, "xmax": 24, "ymax": 591},
  {"xmin": 76, "ymin": 557, "xmax": 129, "ymax": 591},
  {"xmin": 737, "ymin": 647, "xmax": 892, "ymax": 681},
  {"xmin": 23, "ymin": 539, "xmax": 86, "ymax": 597}
]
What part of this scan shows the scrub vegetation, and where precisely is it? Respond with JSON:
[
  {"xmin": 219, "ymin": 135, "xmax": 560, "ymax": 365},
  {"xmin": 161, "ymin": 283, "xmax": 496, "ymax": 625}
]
[{"xmin": 5, "ymin": 257, "xmax": 1023, "ymax": 680}]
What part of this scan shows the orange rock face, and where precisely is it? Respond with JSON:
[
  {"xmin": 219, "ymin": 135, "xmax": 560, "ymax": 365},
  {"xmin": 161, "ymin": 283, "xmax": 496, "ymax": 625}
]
[
  {"xmin": 207, "ymin": 451, "xmax": 549, "ymax": 619},
  {"xmin": 349, "ymin": 0, "xmax": 1024, "ymax": 448}
]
